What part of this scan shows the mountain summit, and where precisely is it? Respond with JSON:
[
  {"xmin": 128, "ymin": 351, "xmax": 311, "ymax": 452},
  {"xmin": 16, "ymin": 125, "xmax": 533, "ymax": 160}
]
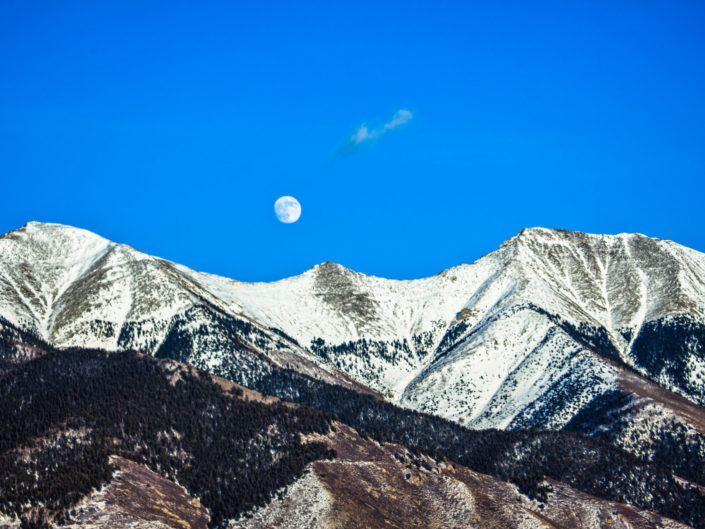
[
  {"xmin": 1, "ymin": 222, "xmax": 704, "ymax": 431},
  {"xmin": 2, "ymin": 221, "xmax": 705, "ymax": 527}
]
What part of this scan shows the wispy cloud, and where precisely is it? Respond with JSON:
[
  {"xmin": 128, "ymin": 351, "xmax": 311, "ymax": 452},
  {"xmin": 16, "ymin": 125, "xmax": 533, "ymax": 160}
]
[
  {"xmin": 383, "ymin": 109, "xmax": 412, "ymax": 131},
  {"xmin": 336, "ymin": 109, "xmax": 413, "ymax": 157}
]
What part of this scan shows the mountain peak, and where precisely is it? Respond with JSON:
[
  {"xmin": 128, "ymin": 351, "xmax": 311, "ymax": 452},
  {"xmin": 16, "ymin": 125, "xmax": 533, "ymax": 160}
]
[
  {"xmin": 8, "ymin": 221, "xmax": 111, "ymax": 246},
  {"xmin": 513, "ymin": 226, "xmax": 662, "ymax": 243},
  {"xmin": 513, "ymin": 226, "xmax": 597, "ymax": 242},
  {"xmin": 315, "ymin": 260, "xmax": 344, "ymax": 269},
  {"xmin": 19, "ymin": 220, "xmax": 95, "ymax": 233},
  {"xmin": 502, "ymin": 227, "xmax": 678, "ymax": 256},
  {"xmin": 0, "ymin": 220, "xmax": 704, "ymax": 434},
  {"xmin": 1, "ymin": 221, "xmax": 112, "ymax": 263},
  {"xmin": 310, "ymin": 261, "xmax": 357, "ymax": 277}
]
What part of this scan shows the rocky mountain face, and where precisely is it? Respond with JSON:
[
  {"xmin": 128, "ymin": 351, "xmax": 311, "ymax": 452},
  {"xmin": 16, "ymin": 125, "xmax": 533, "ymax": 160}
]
[
  {"xmin": 1, "ymin": 221, "xmax": 705, "ymax": 528},
  {"xmin": 1, "ymin": 222, "xmax": 703, "ymax": 431}
]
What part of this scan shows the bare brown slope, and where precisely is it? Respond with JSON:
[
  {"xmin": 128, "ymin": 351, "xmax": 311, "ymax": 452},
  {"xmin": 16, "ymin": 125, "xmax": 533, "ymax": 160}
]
[
  {"xmin": 617, "ymin": 368, "xmax": 705, "ymax": 434},
  {"xmin": 37, "ymin": 423, "xmax": 692, "ymax": 529},
  {"xmin": 233, "ymin": 423, "xmax": 691, "ymax": 529},
  {"xmin": 63, "ymin": 456, "xmax": 209, "ymax": 529}
]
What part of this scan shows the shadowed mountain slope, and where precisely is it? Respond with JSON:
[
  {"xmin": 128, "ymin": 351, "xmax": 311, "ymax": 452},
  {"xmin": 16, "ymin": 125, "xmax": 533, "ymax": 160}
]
[{"xmin": 0, "ymin": 342, "xmax": 702, "ymax": 529}]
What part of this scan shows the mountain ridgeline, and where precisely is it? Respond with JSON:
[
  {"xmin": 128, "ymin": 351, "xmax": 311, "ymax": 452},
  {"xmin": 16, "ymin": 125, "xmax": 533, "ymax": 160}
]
[
  {"xmin": 2, "ymin": 222, "xmax": 704, "ymax": 428},
  {"xmin": 1, "ymin": 222, "xmax": 704, "ymax": 528}
]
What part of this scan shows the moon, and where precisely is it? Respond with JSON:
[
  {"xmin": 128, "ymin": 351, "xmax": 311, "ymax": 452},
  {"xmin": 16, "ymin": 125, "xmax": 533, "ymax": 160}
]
[{"xmin": 274, "ymin": 196, "xmax": 301, "ymax": 224}]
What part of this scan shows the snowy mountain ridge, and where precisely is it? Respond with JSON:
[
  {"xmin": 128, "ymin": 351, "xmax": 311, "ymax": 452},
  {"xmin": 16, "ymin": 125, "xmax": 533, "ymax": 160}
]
[{"xmin": 1, "ymin": 221, "xmax": 704, "ymax": 431}]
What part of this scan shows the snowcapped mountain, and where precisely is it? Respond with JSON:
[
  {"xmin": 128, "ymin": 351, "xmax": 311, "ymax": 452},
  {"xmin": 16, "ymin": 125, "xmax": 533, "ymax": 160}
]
[
  {"xmin": 1, "ymin": 221, "xmax": 704, "ymax": 433},
  {"xmin": 0, "ymin": 222, "xmax": 364, "ymax": 391}
]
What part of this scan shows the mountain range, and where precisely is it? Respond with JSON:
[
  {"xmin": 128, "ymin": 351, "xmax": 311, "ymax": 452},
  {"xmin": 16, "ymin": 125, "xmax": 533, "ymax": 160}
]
[
  {"xmin": 1, "ymin": 221, "xmax": 704, "ymax": 528},
  {"xmin": 2, "ymin": 222, "xmax": 704, "ymax": 425}
]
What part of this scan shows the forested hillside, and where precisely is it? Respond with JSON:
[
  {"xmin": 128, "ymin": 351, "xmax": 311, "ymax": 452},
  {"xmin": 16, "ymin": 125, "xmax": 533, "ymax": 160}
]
[
  {"xmin": 0, "ymin": 348, "xmax": 334, "ymax": 528},
  {"xmin": 2, "ymin": 316, "xmax": 705, "ymax": 528},
  {"xmin": 167, "ymin": 340, "xmax": 705, "ymax": 529}
]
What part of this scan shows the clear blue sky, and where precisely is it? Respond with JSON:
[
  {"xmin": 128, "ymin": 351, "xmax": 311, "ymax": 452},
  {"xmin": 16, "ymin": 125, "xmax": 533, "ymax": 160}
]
[{"xmin": 2, "ymin": 1, "xmax": 704, "ymax": 281}]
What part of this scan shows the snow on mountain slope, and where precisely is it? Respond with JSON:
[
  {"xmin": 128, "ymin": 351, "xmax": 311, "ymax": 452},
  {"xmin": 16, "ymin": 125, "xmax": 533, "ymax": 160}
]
[
  {"xmin": 396, "ymin": 229, "xmax": 705, "ymax": 426},
  {"xmin": 1, "ymin": 222, "xmax": 704, "ymax": 431},
  {"xmin": 0, "ymin": 222, "xmax": 362, "ymax": 391},
  {"xmin": 187, "ymin": 259, "xmax": 504, "ymax": 397},
  {"xmin": 189, "ymin": 226, "xmax": 705, "ymax": 427}
]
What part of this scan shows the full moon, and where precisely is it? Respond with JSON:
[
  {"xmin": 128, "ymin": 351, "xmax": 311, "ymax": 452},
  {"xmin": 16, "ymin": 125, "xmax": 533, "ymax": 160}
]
[{"xmin": 274, "ymin": 196, "xmax": 301, "ymax": 224}]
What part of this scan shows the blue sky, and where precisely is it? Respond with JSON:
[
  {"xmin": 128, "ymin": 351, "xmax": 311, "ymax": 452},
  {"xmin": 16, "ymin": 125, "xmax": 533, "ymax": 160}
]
[{"xmin": 1, "ymin": 1, "xmax": 704, "ymax": 281}]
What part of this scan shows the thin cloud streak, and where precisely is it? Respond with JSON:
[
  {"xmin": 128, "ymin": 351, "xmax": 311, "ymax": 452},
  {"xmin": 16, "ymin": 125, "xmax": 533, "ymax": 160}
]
[
  {"xmin": 383, "ymin": 109, "xmax": 412, "ymax": 132},
  {"xmin": 336, "ymin": 109, "xmax": 413, "ymax": 157}
]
